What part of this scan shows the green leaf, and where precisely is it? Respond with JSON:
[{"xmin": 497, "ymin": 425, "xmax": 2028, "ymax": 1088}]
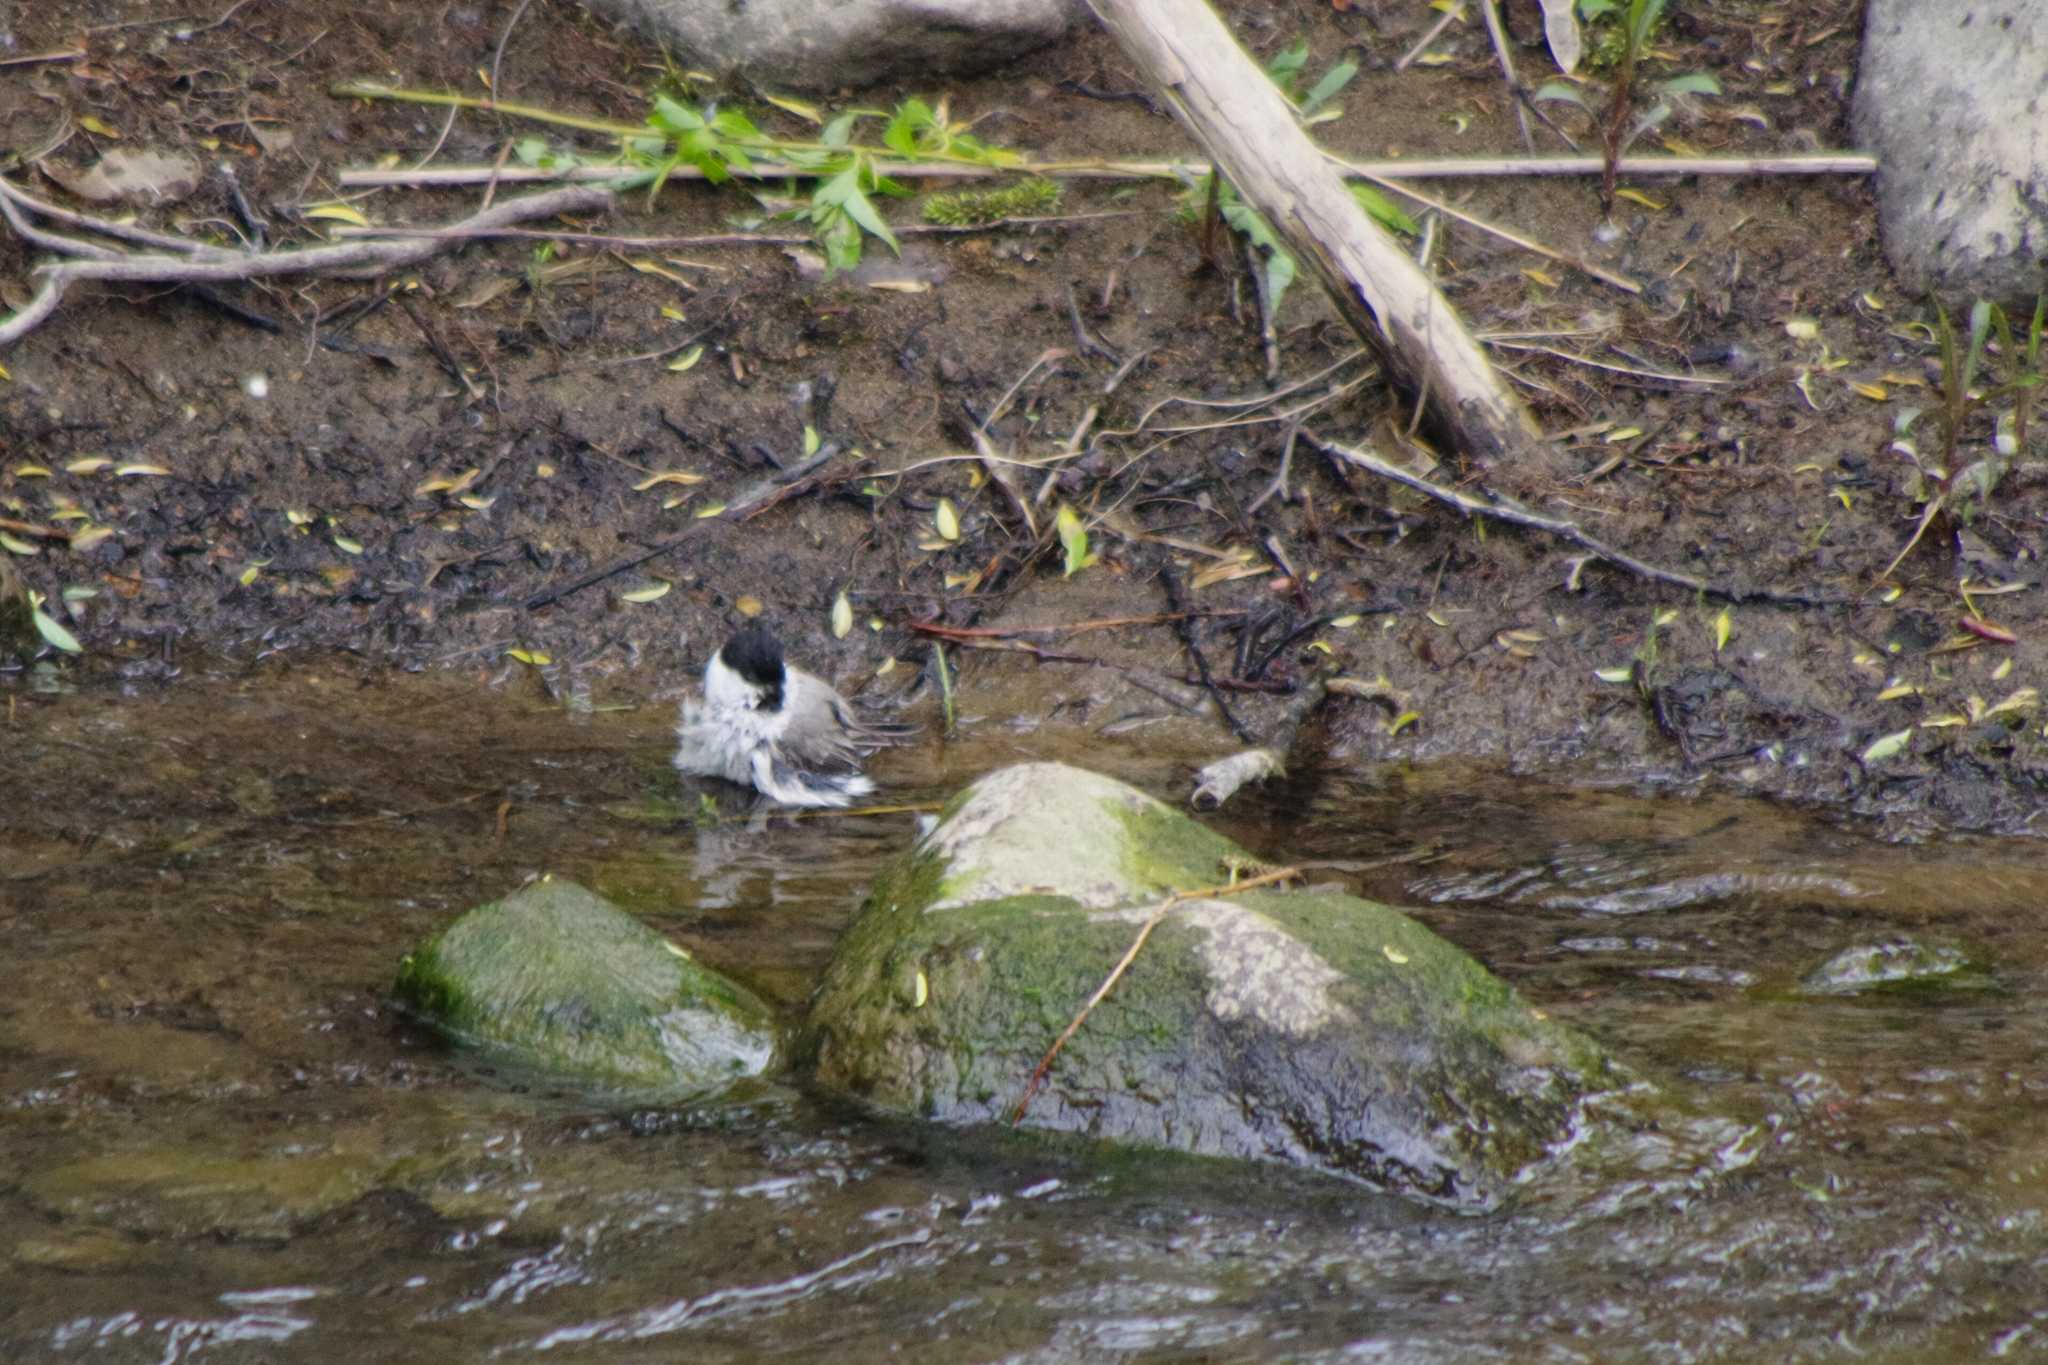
[
  {"xmin": 648, "ymin": 94, "xmax": 702, "ymax": 135},
  {"xmin": 818, "ymin": 211, "xmax": 862, "ymax": 272},
  {"xmin": 30, "ymin": 603, "xmax": 81, "ymax": 653},
  {"xmin": 1350, "ymin": 183, "xmax": 1419, "ymax": 236},
  {"xmin": 1658, "ymin": 72, "xmax": 1722, "ymax": 96},
  {"xmin": 1533, "ymin": 80, "xmax": 1590, "ymax": 107},
  {"xmin": 1300, "ymin": 60, "xmax": 1358, "ymax": 117},
  {"xmin": 711, "ymin": 108, "xmax": 762, "ymax": 140},
  {"xmin": 822, "ymin": 111, "xmax": 859, "ymax": 148},
  {"xmin": 1056, "ymin": 504, "xmax": 1092, "ymax": 578},
  {"xmin": 1265, "ymin": 37, "xmax": 1311, "ymax": 94},
  {"xmin": 836, "ymin": 183, "xmax": 899, "ymax": 255}
]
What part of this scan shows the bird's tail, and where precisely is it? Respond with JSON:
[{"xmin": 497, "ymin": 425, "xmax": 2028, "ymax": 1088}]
[{"xmin": 749, "ymin": 751, "xmax": 876, "ymax": 808}]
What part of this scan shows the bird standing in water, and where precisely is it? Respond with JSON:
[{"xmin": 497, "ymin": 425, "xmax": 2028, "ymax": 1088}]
[{"xmin": 673, "ymin": 626, "xmax": 913, "ymax": 808}]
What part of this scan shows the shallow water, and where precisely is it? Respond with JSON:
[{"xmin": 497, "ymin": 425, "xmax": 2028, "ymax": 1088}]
[{"xmin": 4, "ymin": 662, "xmax": 2048, "ymax": 1362}]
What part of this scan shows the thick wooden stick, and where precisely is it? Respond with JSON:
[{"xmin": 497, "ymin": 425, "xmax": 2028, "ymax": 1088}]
[{"xmin": 1087, "ymin": 0, "xmax": 1562, "ymax": 483}]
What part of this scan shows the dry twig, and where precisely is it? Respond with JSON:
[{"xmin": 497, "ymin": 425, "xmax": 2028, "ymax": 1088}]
[
  {"xmin": 1011, "ymin": 863, "xmax": 1301, "ymax": 1124},
  {"xmin": 0, "ymin": 184, "xmax": 613, "ymax": 348}
]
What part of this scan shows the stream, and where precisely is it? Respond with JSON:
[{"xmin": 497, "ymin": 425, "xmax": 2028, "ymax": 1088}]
[{"xmin": 4, "ymin": 661, "xmax": 2047, "ymax": 1362}]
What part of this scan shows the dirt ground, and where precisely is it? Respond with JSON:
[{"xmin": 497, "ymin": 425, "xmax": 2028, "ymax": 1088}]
[{"xmin": 2, "ymin": 0, "xmax": 2044, "ymax": 837}]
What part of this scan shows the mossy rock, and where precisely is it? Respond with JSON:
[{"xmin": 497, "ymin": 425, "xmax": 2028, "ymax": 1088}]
[
  {"xmin": 803, "ymin": 763, "xmax": 1623, "ymax": 1206},
  {"xmin": 396, "ymin": 876, "xmax": 778, "ymax": 1096}
]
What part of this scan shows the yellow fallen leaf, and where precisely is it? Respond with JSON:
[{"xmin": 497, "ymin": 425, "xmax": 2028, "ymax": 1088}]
[
  {"xmin": 633, "ymin": 471, "xmax": 705, "ymax": 490},
  {"xmin": 303, "ymin": 203, "xmax": 370, "ymax": 227},
  {"xmin": 506, "ymin": 648, "xmax": 551, "ymax": 666},
  {"xmin": 935, "ymin": 498, "xmax": 960, "ymax": 541},
  {"xmin": 12, "ymin": 464, "xmax": 50, "ymax": 478},
  {"xmin": 65, "ymin": 457, "xmax": 112, "ymax": 474},
  {"xmin": 620, "ymin": 581, "xmax": 671, "ymax": 603},
  {"xmin": 115, "ymin": 463, "xmax": 172, "ymax": 477},
  {"xmin": 1859, "ymin": 728, "xmax": 1912, "ymax": 763},
  {"xmin": 667, "ymin": 345, "xmax": 705, "ymax": 373}
]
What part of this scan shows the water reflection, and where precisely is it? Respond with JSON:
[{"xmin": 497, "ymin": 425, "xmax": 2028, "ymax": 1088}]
[{"xmin": 4, "ymin": 667, "xmax": 2048, "ymax": 1361}]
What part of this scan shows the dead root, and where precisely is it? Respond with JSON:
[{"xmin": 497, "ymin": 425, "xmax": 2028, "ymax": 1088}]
[{"xmin": 0, "ymin": 180, "xmax": 613, "ymax": 348}]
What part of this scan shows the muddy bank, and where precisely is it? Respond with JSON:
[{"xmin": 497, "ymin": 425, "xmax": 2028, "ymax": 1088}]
[{"xmin": 2, "ymin": 0, "xmax": 2044, "ymax": 835}]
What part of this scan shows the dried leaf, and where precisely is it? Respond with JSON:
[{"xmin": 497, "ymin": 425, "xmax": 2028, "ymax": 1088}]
[
  {"xmin": 831, "ymin": 588, "xmax": 853, "ymax": 638},
  {"xmin": 303, "ymin": 203, "xmax": 370, "ymax": 227},
  {"xmin": 633, "ymin": 471, "xmax": 705, "ymax": 490},
  {"xmin": 620, "ymin": 581, "xmax": 672, "ymax": 603}
]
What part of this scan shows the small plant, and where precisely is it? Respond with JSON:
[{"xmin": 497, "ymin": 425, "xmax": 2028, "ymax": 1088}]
[
  {"xmin": 1535, "ymin": 0, "xmax": 1722, "ymax": 210},
  {"xmin": 1879, "ymin": 294, "xmax": 2046, "ymax": 581},
  {"xmin": 624, "ymin": 93, "xmax": 1023, "ymax": 271}
]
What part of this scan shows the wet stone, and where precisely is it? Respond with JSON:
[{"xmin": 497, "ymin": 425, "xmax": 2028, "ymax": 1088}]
[
  {"xmin": 1798, "ymin": 937, "xmax": 1972, "ymax": 995},
  {"xmin": 802, "ymin": 762, "xmax": 1624, "ymax": 1207},
  {"xmin": 395, "ymin": 876, "xmax": 780, "ymax": 1096}
]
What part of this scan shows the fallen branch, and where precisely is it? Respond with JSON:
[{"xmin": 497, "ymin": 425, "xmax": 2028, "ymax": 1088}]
[
  {"xmin": 1088, "ymin": 0, "xmax": 1558, "ymax": 486},
  {"xmin": 906, "ymin": 611, "xmax": 1236, "ymax": 639},
  {"xmin": 0, "ymin": 184, "xmax": 614, "ymax": 348},
  {"xmin": 1011, "ymin": 862, "xmax": 1301, "ymax": 1124},
  {"xmin": 1303, "ymin": 430, "xmax": 1843, "ymax": 607}
]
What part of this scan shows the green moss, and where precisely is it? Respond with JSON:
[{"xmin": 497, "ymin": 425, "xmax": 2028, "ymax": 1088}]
[{"xmin": 922, "ymin": 178, "xmax": 1061, "ymax": 225}]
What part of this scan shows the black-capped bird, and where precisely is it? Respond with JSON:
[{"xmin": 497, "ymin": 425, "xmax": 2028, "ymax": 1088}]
[{"xmin": 673, "ymin": 626, "xmax": 914, "ymax": 808}]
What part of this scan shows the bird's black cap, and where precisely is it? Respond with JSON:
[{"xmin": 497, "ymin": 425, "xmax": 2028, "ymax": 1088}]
[{"xmin": 720, "ymin": 627, "xmax": 787, "ymax": 708}]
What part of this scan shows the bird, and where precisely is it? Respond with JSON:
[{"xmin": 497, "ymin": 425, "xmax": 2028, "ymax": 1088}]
[{"xmin": 673, "ymin": 626, "xmax": 914, "ymax": 808}]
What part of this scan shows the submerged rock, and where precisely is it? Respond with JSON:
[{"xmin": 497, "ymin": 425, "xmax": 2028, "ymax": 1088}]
[
  {"xmin": 803, "ymin": 763, "xmax": 1622, "ymax": 1206},
  {"xmin": 396, "ymin": 876, "xmax": 778, "ymax": 1096},
  {"xmin": 1799, "ymin": 936, "xmax": 1971, "ymax": 995}
]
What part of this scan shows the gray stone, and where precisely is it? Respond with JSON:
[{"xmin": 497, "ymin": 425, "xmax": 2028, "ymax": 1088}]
[
  {"xmin": 1799, "ymin": 936, "xmax": 1971, "ymax": 995},
  {"xmin": 587, "ymin": 0, "xmax": 1080, "ymax": 93},
  {"xmin": 802, "ymin": 763, "xmax": 1622, "ymax": 1206},
  {"xmin": 395, "ymin": 876, "xmax": 779, "ymax": 1096},
  {"xmin": 1851, "ymin": 1, "xmax": 2048, "ymax": 308}
]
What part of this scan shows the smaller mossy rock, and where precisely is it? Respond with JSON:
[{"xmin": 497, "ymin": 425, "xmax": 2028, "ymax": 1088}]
[
  {"xmin": 396, "ymin": 877, "xmax": 778, "ymax": 1096},
  {"xmin": 803, "ymin": 764, "xmax": 1623, "ymax": 1207},
  {"xmin": 1798, "ymin": 936, "xmax": 1973, "ymax": 996}
]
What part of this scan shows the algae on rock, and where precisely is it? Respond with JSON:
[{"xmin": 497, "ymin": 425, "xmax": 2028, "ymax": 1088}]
[
  {"xmin": 803, "ymin": 763, "xmax": 1622, "ymax": 1206},
  {"xmin": 396, "ymin": 876, "xmax": 778, "ymax": 1096}
]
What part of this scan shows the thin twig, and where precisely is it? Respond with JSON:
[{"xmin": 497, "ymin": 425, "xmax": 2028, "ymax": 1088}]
[
  {"xmin": 1161, "ymin": 567, "xmax": 1257, "ymax": 742},
  {"xmin": 1477, "ymin": 0, "xmax": 1534, "ymax": 152},
  {"xmin": 335, "ymin": 151, "xmax": 1877, "ymax": 192},
  {"xmin": 488, "ymin": 0, "xmax": 537, "ymax": 104},
  {"xmin": 1010, "ymin": 863, "xmax": 1301, "ymax": 1124},
  {"xmin": 1303, "ymin": 431, "xmax": 1842, "ymax": 607},
  {"xmin": 906, "ymin": 611, "xmax": 1239, "ymax": 640}
]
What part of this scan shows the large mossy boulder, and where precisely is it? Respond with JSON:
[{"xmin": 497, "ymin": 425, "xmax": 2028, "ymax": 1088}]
[
  {"xmin": 396, "ymin": 876, "xmax": 778, "ymax": 1096},
  {"xmin": 803, "ymin": 764, "xmax": 1622, "ymax": 1205}
]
